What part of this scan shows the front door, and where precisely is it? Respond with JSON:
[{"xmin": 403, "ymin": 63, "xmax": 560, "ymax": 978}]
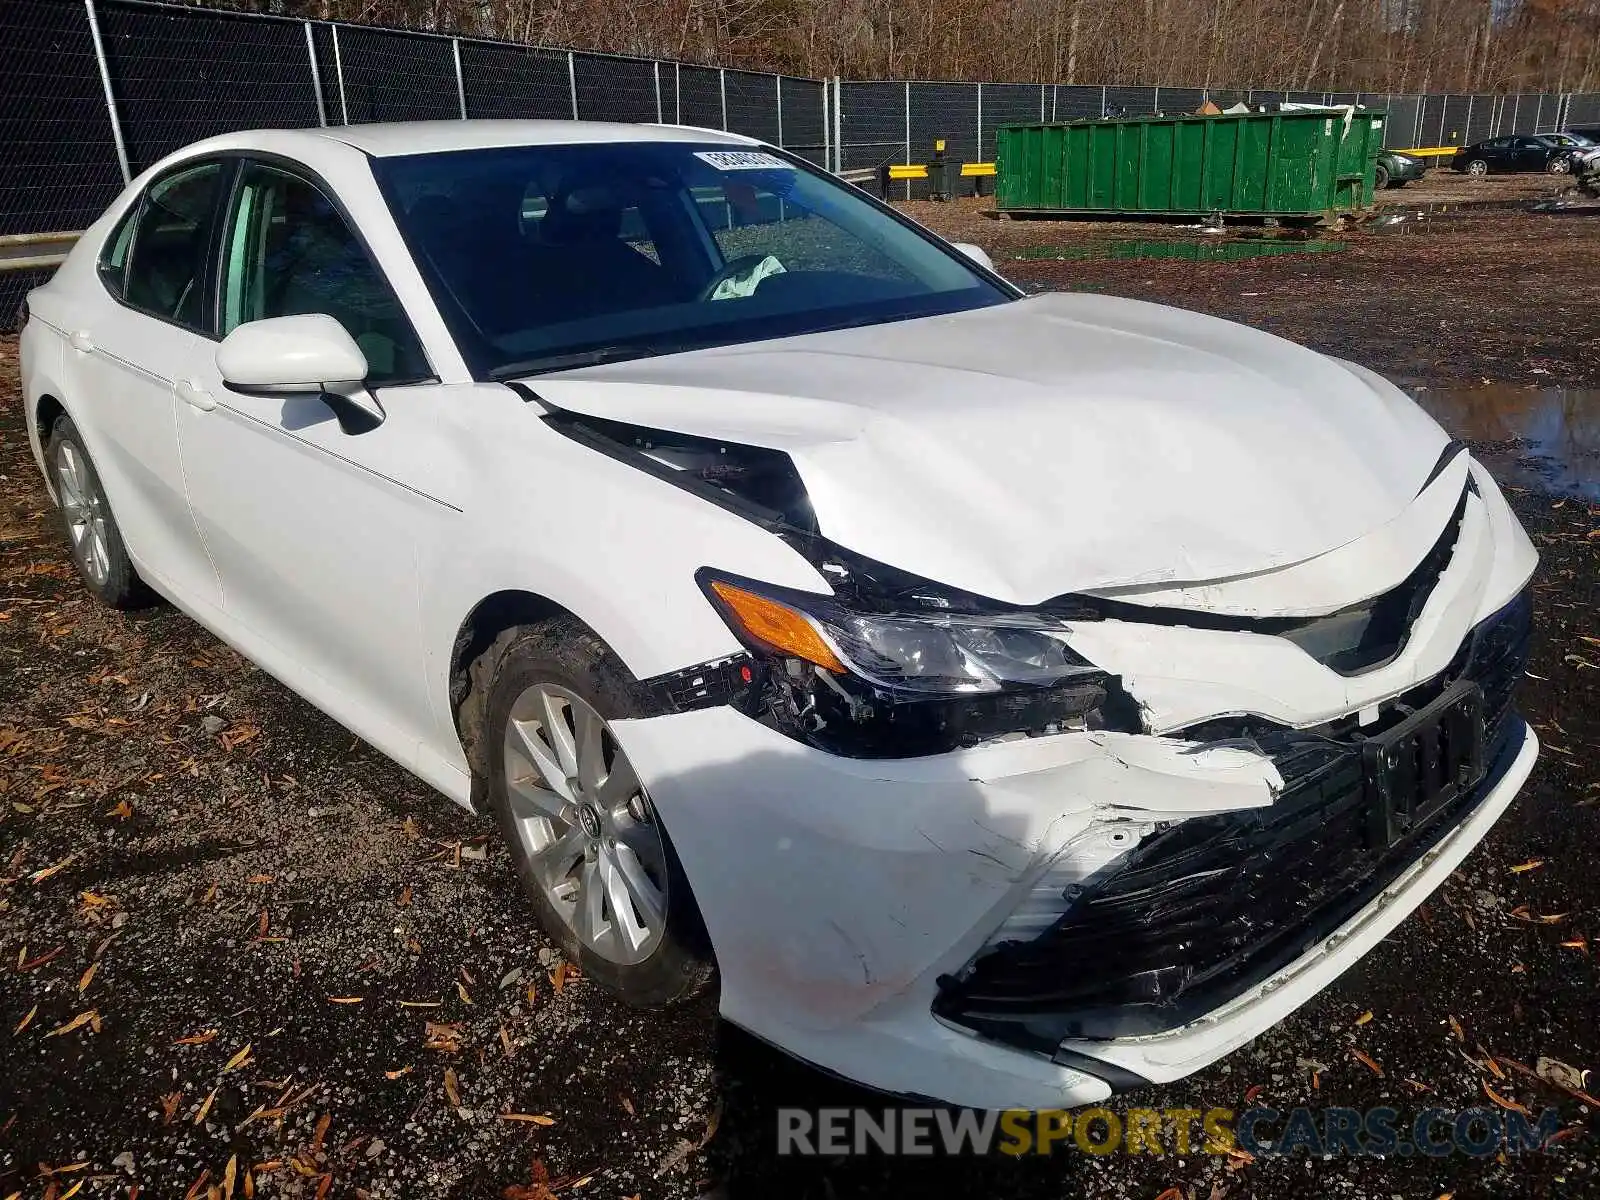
[{"xmin": 176, "ymin": 158, "xmax": 451, "ymax": 765}]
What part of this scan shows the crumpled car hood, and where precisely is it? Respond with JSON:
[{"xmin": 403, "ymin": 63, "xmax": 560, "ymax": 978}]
[{"xmin": 531, "ymin": 292, "xmax": 1450, "ymax": 605}]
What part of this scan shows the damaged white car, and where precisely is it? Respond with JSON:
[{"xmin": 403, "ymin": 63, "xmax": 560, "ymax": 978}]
[{"xmin": 19, "ymin": 121, "xmax": 1538, "ymax": 1111}]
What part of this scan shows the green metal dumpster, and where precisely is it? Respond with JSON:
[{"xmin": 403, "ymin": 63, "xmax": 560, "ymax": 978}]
[{"xmin": 994, "ymin": 109, "xmax": 1385, "ymax": 222}]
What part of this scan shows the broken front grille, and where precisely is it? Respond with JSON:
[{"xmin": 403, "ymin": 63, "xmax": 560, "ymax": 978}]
[{"xmin": 932, "ymin": 587, "xmax": 1532, "ymax": 1052}]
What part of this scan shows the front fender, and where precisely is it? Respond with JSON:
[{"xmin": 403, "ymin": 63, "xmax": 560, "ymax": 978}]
[{"xmin": 415, "ymin": 384, "xmax": 832, "ymax": 778}]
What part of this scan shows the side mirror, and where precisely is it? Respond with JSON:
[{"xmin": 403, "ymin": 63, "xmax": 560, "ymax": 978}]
[
  {"xmin": 216, "ymin": 314, "xmax": 384, "ymax": 434},
  {"xmin": 951, "ymin": 241, "xmax": 996, "ymax": 273}
]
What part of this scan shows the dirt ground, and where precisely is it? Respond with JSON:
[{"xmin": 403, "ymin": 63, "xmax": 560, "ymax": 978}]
[{"xmin": 2, "ymin": 191, "xmax": 1599, "ymax": 1200}]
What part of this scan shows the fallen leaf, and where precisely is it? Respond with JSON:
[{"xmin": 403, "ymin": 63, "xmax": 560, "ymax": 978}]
[
  {"xmin": 1448, "ymin": 1014, "xmax": 1466, "ymax": 1043},
  {"xmin": 456, "ymin": 981, "xmax": 472, "ymax": 1005},
  {"xmin": 195, "ymin": 1086, "xmax": 218, "ymax": 1125},
  {"xmin": 1509, "ymin": 859, "xmax": 1545, "ymax": 874},
  {"xmin": 184, "ymin": 1168, "xmax": 210, "ymax": 1200},
  {"xmin": 1351, "ymin": 1048, "xmax": 1384, "ymax": 1077},
  {"xmin": 223, "ymin": 1156, "xmax": 238, "ymax": 1200},
  {"xmin": 1479, "ymin": 1046, "xmax": 1506, "ymax": 1079},
  {"xmin": 1535, "ymin": 1056, "xmax": 1588, "ymax": 1091},
  {"xmin": 498, "ymin": 1113, "xmax": 557, "ymax": 1126},
  {"xmin": 105, "ymin": 799, "xmax": 133, "ymax": 820},
  {"xmin": 499, "ymin": 1024, "xmax": 514, "ymax": 1058},
  {"xmin": 326, "ymin": 996, "xmax": 364, "ymax": 1005},
  {"xmin": 77, "ymin": 962, "xmax": 98, "ymax": 993},
  {"xmin": 550, "ymin": 960, "xmax": 570, "ymax": 994},
  {"xmin": 443, "ymin": 1067, "xmax": 462, "ymax": 1107},
  {"xmin": 160, "ymin": 1092, "xmax": 183, "ymax": 1124},
  {"xmin": 18, "ymin": 945, "xmax": 64, "ymax": 971},
  {"xmin": 397, "ymin": 885, "xmax": 412, "ymax": 907},
  {"xmin": 1153, "ymin": 1189, "xmax": 1184, "ymax": 1200},
  {"xmin": 311, "ymin": 1112, "xmax": 331, "ymax": 1153},
  {"xmin": 44, "ymin": 1010, "xmax": 98, "ymax": 1038},
  {"xmin": 14, "ymin": 1005, "xmax": 38, "ymax": 1034},
  {"xmin": 384, "ymin": 1066, "xmax": 413, "ymax": 1080},
  {"xmin": 223, "ymin": 1043, "xmax": 253, "ymax": 1072},
  {"xmin": 424, "ymin": 1022, "xmax": 463, "ymax": 1053},
  {"xmin": 1482, "ymin": 1081, "xmax": 1529, "ymax": 1115},
  {"xmin": 175, "ymin": 1028, "xmax": 219, "ymax": 1046},
  {"xmin": 29, "ymin": 853, "xmax": 80, "ymax": 884},
  {"xmin": 1355, "ymin": 1010, "xmax": 1373, "ymax": 1026},
  {"xmin": 245, "ymin": 874, "xmax": 274, "ymax": 885}
]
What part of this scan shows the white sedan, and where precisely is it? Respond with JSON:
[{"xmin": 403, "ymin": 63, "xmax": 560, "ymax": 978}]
[{"xmin": 19, "ymin": 120, "xmax": 1538, "ymax": 1111}]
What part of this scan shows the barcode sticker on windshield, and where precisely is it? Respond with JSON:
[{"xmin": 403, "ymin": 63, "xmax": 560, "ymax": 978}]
[{"xmin": 694, "ymin": 150, "xmax": 794, "ymax": 171}]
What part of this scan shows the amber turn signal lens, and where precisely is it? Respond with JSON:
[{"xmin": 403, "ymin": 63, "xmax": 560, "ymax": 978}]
[{"xmin": 709, "ymin": 581, "xmax": 847, "ymax": 673}]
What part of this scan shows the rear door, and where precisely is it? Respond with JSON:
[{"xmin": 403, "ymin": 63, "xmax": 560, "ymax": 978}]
[
  {"xmin": 1511, "ymin": 137, "xmax": 1547, "ymax": 171},
  {"xmin": 59, "ymin": 159, "xmax": 226, "ymax": 610}
]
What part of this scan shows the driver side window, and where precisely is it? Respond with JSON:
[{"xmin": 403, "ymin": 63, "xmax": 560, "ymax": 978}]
[{"xmin": 220, "ymin": 162, "xmax": 429, "ymax": 384}]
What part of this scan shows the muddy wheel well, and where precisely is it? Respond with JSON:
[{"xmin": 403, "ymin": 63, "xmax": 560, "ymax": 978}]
[
  {"xmin": 36, "ymin": 394, "xmax": 65, "ymax": 446},
  {"xmin": 449, "ymin": 590, "xmax": 571, "ymax": 778}
]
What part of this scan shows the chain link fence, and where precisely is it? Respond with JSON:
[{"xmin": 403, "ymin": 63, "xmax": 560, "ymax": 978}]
[{"xmin": 4, "ymin": 0, "xmax": 1600, "ymax": 321}]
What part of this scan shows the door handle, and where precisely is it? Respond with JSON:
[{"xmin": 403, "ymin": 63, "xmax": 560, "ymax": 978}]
[
  {"xmin": 69, "ymin": 330, "xmax": 93, "ymax": 354},
  {"xmin": 176, "ymin": 380, "xmax": 216, "ymax": 412}
]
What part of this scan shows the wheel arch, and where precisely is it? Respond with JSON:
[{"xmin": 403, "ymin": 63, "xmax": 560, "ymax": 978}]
[{"xmin": 448, "ymin": 589, "xmax": 608, "ymax": 781}]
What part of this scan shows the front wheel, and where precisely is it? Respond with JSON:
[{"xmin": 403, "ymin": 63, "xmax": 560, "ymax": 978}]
[
  {"xmin": 1466, "ymin": 159, "xmax": 1489, "ymax": 177},
  {"xmin": 1374, "ymin": 163, "xmax": 1390, "ymax": 190},
  {"xmin": 1548, "ymin": 156, "xmax": 1573, "ymax": 175},
  {"xmin": 476, "ymin": 619, "xmax": 714, "ymax": 1007},
  {"xmin": 46, "ymin": 414, "xmax": 153, "ymax": 609}
]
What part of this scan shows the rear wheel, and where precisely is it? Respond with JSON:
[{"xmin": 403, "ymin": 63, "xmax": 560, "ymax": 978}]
[
  {"xmin": 1466, "ymin": 159, "xmax": 1489, "ymax": 177},
  {"xmin": 1374, "ymin": 163, "xmax": 1390, "ymax": 190},
  {"xmin": 46, "ymin": 414, "xmax": 153, "ymax": 609},
  {"xmin": 476, "ymin": 619, "xmax": 714, "ymax": 1006}
]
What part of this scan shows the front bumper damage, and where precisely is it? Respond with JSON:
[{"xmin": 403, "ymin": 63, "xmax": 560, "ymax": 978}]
[{"xmin": 609, "ymin": 462, "xmax": 1539, "ymax": 1111}]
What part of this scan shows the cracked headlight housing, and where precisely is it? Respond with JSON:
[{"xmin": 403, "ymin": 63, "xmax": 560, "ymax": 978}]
[{"xmin": 699, "ymin": 570, "xmax": 1113, "ymax": 756}]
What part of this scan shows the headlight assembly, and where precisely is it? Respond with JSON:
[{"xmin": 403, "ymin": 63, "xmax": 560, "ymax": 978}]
[{"xmin": 699, "ymin": 571, "xmax": 1113, "ymax": 756}]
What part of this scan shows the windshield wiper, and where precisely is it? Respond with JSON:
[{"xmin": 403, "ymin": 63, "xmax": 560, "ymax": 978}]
[{"xmin": 488, "ymin": 344, "xmax": 668, "ymax": 380}]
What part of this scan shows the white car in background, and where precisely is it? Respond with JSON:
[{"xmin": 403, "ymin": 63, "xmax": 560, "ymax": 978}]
[{"xmin": 19, "ymin": 120, "xmax": 1538, "ymax": 1111}]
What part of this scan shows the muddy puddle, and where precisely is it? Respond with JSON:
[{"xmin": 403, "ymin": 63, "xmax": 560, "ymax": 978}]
[
  {"xmin": 1412, "ymin": 385, "xmax": 1600, "ymax": 502},
  {"xmin": 1012, "ymin": 238, "xmax": 1346, "ymax": 263}
]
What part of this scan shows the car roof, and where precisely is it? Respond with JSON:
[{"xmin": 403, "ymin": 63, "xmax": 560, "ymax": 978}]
[{"xmin": 300, "ymin": 119, "xmax": 760, "ymax": 157}]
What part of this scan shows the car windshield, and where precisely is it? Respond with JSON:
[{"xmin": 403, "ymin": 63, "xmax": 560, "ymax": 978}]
[
  {"xmin": 1540, "ymin": 134, "xmax": 1576, "ymax": 146},
  {"xmin": 1562, "ymin": 132, "xmax": 1597, "ymax": 146},
  {"xmin": 372, "ymin": 141, "xmax": 1011, "ymax": 379}
]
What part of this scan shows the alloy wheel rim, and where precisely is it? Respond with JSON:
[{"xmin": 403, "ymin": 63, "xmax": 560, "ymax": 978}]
[
  {"xmin": 502, "ymin": 683, "xmax": 668, "ymax": 965},
  {"xmin": 56, "ymin": 440, "xmax": 110, "ymax": 586}
]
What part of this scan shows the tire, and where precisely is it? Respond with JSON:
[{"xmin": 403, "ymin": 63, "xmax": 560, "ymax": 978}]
[
  {"xmin": 1466, "ymin": 159, "xmax": 1489, "ymax": 177},
  {"xmin": 45, "ymin": 414, "xmax": 153, "ymax": 610},
  {"xmin": 1374, "ymin": 163, "xmax": 1390, "ymax": 190},
  {"xmin": 1549, "ymin": 156, "xmax": 1572, "ymax": 175},
  {"xmin": 474, "ymin": 617, "xmax": 714, "ymax": 1007}
]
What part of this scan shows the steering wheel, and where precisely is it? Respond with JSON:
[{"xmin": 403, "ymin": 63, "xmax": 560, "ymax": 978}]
[{"xmin": 699, "ymin": 253, "xmax": 778, "ymax": 302}]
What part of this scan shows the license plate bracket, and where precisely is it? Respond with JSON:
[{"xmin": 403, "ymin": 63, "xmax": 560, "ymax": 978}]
[{"xmin": 1362, "ymin": 679, "xmax": 1486, "ymax": 849}]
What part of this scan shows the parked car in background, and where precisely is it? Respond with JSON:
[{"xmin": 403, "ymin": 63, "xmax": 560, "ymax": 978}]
[
  {"xmin": 1374, "ymin": 149, "xmax": 1425, "ymax": 188},
  {"xmin": 1453, "ymin": 133, "xmax": 1596, "ymax": 175},
  {"xmin": 19, "ymin": 120, "xmax": 1541, "ymax": 1112}
]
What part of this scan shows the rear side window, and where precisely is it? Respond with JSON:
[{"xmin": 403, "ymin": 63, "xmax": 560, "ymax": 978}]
[
  {"xmin": 122, "ymin": 161, "xmax": 225, "ymax": 328},
  {"xmin": 219, "ymin": 161, "xmax": 429, "ymax": 384},
  {"xmin": 98, "ymin": 207, "xmax": 138, "ymax": 297}
]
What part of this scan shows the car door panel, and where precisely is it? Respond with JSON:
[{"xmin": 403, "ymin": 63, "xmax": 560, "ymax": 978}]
[
  {"xmin": 175, "ymin": 158, "xmax": 445, "ymax": 766},
  {"xmin": 63, "ymin": 164, "xmax": 225, "ymax": 610}
]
